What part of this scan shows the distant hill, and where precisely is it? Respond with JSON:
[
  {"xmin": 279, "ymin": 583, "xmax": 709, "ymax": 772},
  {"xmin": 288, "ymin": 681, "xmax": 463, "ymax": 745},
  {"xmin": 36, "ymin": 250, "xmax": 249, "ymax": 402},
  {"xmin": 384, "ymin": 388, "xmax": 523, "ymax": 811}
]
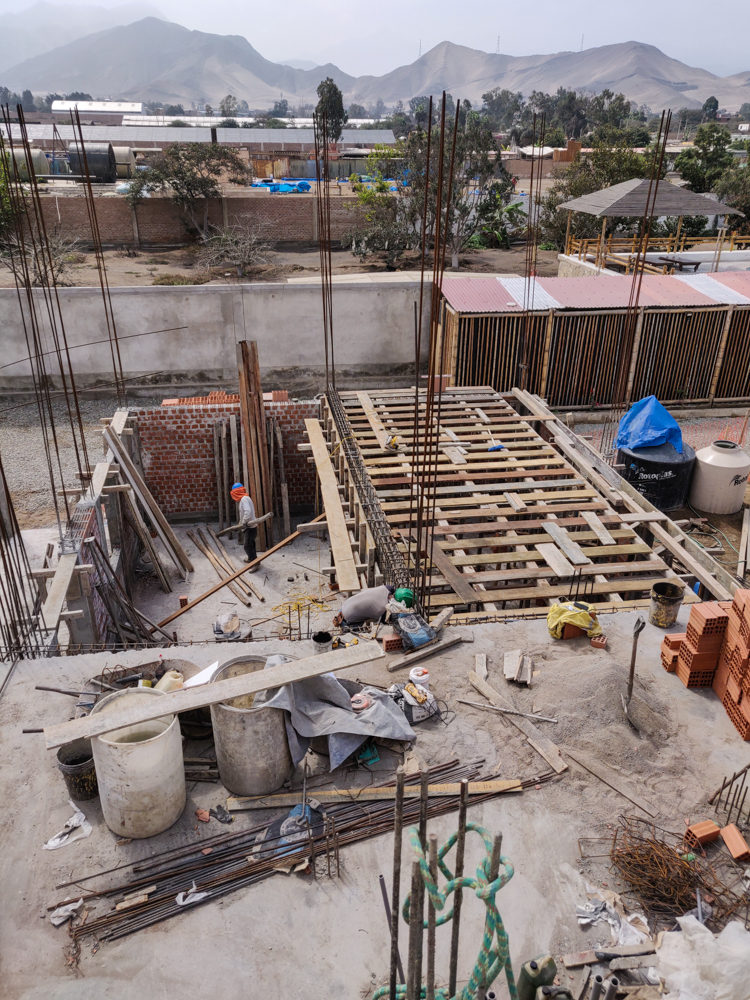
[
  {"xmin": 0, "ymin": 1, "xmax": 163, "ymax": 74},
  {"xmin": 3, "ymin": 18, "xmax": 750, "ymax": 112}
]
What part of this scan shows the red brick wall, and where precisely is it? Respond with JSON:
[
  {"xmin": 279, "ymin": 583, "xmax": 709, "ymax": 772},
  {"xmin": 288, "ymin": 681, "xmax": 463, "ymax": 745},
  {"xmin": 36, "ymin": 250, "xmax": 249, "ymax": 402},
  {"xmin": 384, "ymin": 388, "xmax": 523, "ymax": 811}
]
[
  {"xmin": 37, "ymin": 193, "xmax": 363, "ymax": 246},
  {"xmin": 134, "ymin": 399, "xmax": 319, "ymax": 516}
]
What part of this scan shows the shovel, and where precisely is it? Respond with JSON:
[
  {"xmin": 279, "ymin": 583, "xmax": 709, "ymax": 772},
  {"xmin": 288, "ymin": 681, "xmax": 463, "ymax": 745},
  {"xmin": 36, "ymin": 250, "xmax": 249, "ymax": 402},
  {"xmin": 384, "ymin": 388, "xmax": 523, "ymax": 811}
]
[{"xmin": 621, "ymin": 615, "xmax": 646, "ymax": 729}]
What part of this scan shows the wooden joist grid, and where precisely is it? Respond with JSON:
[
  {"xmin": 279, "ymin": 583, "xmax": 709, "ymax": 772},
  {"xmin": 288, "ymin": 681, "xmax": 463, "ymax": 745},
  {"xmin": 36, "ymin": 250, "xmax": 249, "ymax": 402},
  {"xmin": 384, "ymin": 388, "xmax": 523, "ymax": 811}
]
[{"xmin": 319, "ymin": 386, "xmax": 696, "ymax": 620}]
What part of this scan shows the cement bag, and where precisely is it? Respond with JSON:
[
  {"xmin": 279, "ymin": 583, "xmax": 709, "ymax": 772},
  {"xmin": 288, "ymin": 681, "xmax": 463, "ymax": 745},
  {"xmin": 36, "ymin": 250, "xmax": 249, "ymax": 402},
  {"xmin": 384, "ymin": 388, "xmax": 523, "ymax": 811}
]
[
  {"xmin": 547, "ymin": 602, "xmax": 602, "ymax": 639},
  {"xmin": 657, "ymin": 915, "xmax": 750, "ymax": 1000}
]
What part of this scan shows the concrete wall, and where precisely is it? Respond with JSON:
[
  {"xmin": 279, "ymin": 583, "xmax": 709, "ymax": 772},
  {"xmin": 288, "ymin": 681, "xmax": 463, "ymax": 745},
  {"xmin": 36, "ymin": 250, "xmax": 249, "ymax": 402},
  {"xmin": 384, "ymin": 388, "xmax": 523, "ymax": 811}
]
[
  {"xmin": 0, "ymin": 279, "xmax": 430, "ymax": 396},
  {"xmin": 557, "ymin": 254, "xmax": 618, "ymax": 277}
]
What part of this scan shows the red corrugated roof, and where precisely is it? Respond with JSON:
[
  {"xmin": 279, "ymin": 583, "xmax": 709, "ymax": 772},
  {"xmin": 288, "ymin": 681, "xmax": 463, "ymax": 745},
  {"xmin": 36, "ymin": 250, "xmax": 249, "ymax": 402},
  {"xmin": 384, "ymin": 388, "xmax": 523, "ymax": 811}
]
[
  {"xmin": 441, "ymin": 273, "xmax": 738, "ymax": 313},
  {"xmin": 705, "ymin": 272, "xmax": 750, "ymax": 296},
  {"xmin": 440, "ymin": 277, "xmax": 522, "ymax": 313}
]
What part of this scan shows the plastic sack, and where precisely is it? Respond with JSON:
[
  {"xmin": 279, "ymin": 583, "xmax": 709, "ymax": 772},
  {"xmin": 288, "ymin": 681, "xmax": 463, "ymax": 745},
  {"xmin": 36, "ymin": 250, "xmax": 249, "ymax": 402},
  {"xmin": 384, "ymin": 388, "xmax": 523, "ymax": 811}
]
[
  {"xmin": 657, "ymin": 915, "xmax": 750, "ymax": 1000},
  {"xmin": 615, "ymin": 395, "xmax": 683, "ymax": 454},
  {"xmin": 390, "ymin": 612, "xmax": 436, "ymax": 650},
  {"xmin": 547, "ymin": 602, "xmax": 602, "ymax": 639}
]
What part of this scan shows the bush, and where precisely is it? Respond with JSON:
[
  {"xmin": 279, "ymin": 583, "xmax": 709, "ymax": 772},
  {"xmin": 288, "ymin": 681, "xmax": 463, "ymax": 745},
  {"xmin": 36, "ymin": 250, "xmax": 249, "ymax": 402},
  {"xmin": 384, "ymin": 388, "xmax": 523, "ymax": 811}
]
[{"xmin": 152, "ymin": 273, "xmax": 210, "ymax": 285}]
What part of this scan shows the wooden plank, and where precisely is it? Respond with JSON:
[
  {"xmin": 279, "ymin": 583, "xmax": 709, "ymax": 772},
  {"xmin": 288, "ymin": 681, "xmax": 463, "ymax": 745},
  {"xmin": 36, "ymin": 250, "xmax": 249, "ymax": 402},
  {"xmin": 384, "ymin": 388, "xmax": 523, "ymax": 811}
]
[
  {"xmin": 428, "ymin": 577, "xmax": 670, "ymax": 607},
  {"xmin": 618, "ymin": 512, "xmax": 669, "ymax": 524},
  {"xmin": 503, "ymin": 492, "xmax": 527, "ymax": 512},
  {"xmin": 580, "ymin": 510, "xmax": 616, "ymax": 546},
  {"xmin": 43, "ymin": 642, "xmax": 384, "ymax": 749},
  {"xmin": 739, "ymin": 507, "xmax": 750, "ymax": 579},
  {"xmin": 227, "ymin": 779, "xmax": 523, "ymax": 811},
  {"xmin": 503, "ymin": 649, "xmax": 522, "ymax": 680},
  {"xmin": 120, "ymin": 489, "xmax": 172, "ymax": 594},
  {"xmin": 40, "ymin": 553, "xmax": 78, "ymax": 630},
  {"xmin": 157, "ymin": 513, "xmax": 326, "ymax": 628},
  {"xmin": 542, "ymin": 521, "xmax": 592, "ymax": 565},
  {"xmin": 468, "ymin": 672, "xmax": 567, "ymax": 774},
  {"xmin": 356, "ymin": 391, "xmax": 391, "ymax": 449},
  {"xmin": 305, "ymin": 418, "xmax": 360, "ymax": 593},
  {"xmin": 475, "ymin": 407, "xmax": 491, "ymax": 423},
  {"xmin": 562, "ymin": 748, "xmax": 656, "ymax": 817},
  {"xmin": 104, "ymin": 428, "xmax": 194, "ymax": 575},
  {"xmin": 442, "ymin": 446, "xmax": 467, "ymax": 465},
  {"xmin": 535, "ymin": 543, "xmax": 575, "ymax": 578},
  {"xmin": 386, "ymin": 633, "xmax": 465, "ymax": 672},
  {"xmin": 648, "ymin": 522, "xmax": 733, "ymax": 601},
  {"xmin": 418, "ymin": 530, "xmax": 478, "ymax": 604},
  {"xmin": 475, "ymin": 653, "xmax": 488, "ymax": 680}
]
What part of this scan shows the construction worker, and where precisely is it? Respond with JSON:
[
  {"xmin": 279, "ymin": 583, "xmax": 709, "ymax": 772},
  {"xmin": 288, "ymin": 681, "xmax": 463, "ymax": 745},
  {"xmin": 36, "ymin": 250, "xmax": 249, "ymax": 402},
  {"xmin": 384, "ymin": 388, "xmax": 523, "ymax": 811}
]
[{"xmin": 230, "ymin": 483, "xmax": 259, "ymax": 571}]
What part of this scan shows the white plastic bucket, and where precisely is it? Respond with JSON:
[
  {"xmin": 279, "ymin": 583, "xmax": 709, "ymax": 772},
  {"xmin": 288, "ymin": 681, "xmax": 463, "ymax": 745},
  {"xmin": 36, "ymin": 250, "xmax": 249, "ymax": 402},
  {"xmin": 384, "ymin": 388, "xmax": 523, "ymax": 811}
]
[
  {"xmin": 409, "ymin": 666, "xmax": 430, "ymax": 690},
  {"xmin": 90, "ymin": 687, "xmax": 186, "ymax": 839}
]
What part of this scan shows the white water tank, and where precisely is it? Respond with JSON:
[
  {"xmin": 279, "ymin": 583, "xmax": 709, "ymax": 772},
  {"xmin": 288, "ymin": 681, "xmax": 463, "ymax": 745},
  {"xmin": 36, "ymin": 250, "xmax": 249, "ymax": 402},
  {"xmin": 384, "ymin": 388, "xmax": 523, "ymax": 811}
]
[{"xmin": 688, "ymin": 440, "xmax": 750, "ymax": 514}]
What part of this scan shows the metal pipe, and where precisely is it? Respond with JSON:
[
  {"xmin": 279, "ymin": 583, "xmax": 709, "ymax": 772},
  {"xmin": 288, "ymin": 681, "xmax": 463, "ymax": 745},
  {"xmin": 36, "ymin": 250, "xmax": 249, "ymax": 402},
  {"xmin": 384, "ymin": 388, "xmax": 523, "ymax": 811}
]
[
  {"xmin": 426, "ymin": 833, "xmax": 438, "ymax": 1000},
  {"xmin": 448, "ymin": 778, "xmax": 469, "ymax": 995},
  {"xmin": 590, "ymin": 975, "xmax": 604, "ymax": 1000},
  {"xmin": 390, "ymin": 765, "xmax": 405, "ymax": 999},
  {"xmin": 603, "ymin": 978, "xmax": 619, "ymax": 1000}
]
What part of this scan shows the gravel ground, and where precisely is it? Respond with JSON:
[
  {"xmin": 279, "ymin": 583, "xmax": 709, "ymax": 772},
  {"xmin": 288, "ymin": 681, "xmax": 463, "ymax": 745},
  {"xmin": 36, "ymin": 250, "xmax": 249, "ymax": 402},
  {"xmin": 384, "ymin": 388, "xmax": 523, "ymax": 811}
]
[{"xmin": 0, "ymin": 396, "xmax": 165, "ymax": 528}]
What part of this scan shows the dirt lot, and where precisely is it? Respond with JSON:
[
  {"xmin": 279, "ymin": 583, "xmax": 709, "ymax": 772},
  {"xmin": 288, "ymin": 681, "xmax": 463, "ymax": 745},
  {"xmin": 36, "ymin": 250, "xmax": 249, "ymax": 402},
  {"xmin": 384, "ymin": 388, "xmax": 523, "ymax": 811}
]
[{"xmin": 0, "ymin": 245, "xmax": 561, "ymax": 289}]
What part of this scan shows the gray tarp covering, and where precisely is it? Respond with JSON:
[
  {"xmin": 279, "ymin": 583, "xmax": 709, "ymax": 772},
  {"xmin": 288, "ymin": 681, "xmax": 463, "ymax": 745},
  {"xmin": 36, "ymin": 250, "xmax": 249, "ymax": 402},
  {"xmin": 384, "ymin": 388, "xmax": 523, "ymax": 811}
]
[{"xmin": 258, "ymin": 658, "xmax": 415, "ymax": 770}]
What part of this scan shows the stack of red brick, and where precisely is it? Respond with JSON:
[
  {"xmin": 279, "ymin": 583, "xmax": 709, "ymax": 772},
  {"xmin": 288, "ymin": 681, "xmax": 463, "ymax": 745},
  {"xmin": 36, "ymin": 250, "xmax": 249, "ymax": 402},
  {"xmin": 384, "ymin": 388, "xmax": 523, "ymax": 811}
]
[{"xmin": 662, "ymin": 594, "xmax": 750, "ymax": 741}]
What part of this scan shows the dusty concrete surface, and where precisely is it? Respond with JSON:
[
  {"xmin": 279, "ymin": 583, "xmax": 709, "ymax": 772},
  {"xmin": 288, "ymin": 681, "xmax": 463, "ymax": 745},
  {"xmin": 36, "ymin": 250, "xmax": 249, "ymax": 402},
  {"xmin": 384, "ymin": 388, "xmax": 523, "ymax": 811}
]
[{"xmin": 1, "ymin": 595, "xmax": 748, "ymax": 1000}]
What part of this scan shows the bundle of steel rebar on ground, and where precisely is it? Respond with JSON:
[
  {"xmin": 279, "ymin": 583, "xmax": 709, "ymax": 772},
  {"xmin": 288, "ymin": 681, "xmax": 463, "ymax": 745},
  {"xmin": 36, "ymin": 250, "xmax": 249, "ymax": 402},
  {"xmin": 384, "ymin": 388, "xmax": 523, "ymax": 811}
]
[
  {"xmin": 610, "ymin": 815, "xmax": 749, "ymax": 930},
  {"xmin": 55, "ymin": 759, "xmax": 556, "ymax": 943}
]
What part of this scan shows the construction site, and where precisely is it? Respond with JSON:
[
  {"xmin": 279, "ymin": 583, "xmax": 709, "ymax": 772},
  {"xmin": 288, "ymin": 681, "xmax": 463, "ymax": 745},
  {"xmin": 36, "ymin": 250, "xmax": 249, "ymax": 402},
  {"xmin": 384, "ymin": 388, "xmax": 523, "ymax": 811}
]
[{"xmin": 1, "ymin": 100, "xmax": 750, "ymax": 1000}]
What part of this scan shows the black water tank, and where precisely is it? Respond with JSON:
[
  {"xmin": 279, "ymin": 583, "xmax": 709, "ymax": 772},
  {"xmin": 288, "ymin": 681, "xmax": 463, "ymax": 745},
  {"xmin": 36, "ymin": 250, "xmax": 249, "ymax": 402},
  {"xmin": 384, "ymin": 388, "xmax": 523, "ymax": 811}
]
[
  {"xmin": 67, "ymin": 142, "xmax": 117, "ymax": 183},
  {"xmin": 618, "ymin": 442, "xmax": 696, "ymax": 511}
]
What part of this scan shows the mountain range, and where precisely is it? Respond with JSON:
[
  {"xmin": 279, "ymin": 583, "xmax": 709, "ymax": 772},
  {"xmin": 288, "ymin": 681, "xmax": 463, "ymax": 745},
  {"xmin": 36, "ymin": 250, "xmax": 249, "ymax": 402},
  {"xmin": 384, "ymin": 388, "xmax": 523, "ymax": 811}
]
[
  {"xmin": 0, "ymin": 1, "xmax": 162, "ymax": 75},
  {"xmin": 2, "ymin": 15, "xmax": 750, "ymax": 112}
]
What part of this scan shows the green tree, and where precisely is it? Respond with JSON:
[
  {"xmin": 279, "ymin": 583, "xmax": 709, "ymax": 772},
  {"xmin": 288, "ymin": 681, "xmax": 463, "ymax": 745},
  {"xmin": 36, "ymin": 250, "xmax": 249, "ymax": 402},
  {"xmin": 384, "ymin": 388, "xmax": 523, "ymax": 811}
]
[
  {"xmin": 348, "ymin": 102, "xmax": 367, "ymax": 118},
  {"xmin": 545, "ymin": 126, "xmax": 567, "ymax": 147},
  {"xmin": 21, "ymin": 89, "xmax": 36, "ymax": 112},
  {"xmin": 315, "ymin": 77, "xmax": 347, "ymax": 141},
  {"xmin": 347, "ymin": 111, "xmax": 509, "ymax": 269},
  {"xmin": 164, "ymin": 104, "xmax": 185, "ymax": 116},
  {"xmin": 481, "ymin": 88, "xmax": 524, "ymax": 130},
  {"xmin": 675, "ymin": 123, "xmax": 733, "ymax": 192},
  {"xmin": 125, "ymin": 143, "xmax": 250, "ymax": 240},
  {"xmin": 740, "ymin": 102, "xmax": 750, "ymax": 120},
  {"xmin": 219, "ymin": 95, "xmax": 238, "ymax": 118},
  {"xmin": 41, "ymin": 93, "xmax": 63, "ymax": 111},
  {"xmin": 716, "ymin": 165, "xmax": 750, "ymax": 234},
  {"xmin": 538, "ymin": 138, "xmax": 663, "ymax": 249},
  {"xmin": 702, "ymin": 96, "xmax": 719, "ymax": 121},
  {"xmin": 66, "ymin": 91, "xmax": 92, "ymax": 101},
  {"xmin": 272, "ymin": 98, "xmax": 289, "ymax": 118}
]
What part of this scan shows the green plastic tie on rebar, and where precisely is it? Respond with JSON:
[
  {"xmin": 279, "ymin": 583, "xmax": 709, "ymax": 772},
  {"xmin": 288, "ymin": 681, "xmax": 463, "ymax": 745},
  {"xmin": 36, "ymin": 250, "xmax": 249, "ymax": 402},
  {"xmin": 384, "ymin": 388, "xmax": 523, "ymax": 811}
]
[{"xmin": 372, "ymin": 821, "xmax": 517, "ymax": 1000}]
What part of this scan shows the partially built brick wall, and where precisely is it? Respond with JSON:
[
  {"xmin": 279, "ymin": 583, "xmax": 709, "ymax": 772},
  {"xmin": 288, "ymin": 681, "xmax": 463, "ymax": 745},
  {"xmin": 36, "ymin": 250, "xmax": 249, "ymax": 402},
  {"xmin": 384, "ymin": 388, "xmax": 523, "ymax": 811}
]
[
  {"xmin": 134, "ymin": 398, "xmax": 319, "ymax": 517},
  {"xmin": 37, "ymin": 192, "xmax": 363, "ymax": 246}
]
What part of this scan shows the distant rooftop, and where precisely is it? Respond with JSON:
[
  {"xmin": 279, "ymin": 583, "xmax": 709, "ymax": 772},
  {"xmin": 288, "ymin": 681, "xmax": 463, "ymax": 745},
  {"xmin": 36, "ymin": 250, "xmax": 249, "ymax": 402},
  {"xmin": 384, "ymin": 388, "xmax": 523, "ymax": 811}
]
[{"xmin": 51, "ymin": 101, "xmax": 143, "ymax": 114}]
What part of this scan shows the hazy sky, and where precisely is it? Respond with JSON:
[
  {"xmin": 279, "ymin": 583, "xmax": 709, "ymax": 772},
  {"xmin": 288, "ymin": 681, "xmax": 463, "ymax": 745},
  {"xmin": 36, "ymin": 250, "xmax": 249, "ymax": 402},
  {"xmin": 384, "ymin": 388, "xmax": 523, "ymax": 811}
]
[{"xmin": 6, "ymin": 0, "xmax": 750, "ymax": 78}]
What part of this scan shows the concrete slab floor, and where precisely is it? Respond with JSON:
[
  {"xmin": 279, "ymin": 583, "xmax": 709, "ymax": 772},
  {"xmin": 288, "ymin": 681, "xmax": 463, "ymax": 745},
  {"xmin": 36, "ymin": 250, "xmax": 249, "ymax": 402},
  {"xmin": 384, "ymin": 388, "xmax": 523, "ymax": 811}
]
[{"xmin": 1, "ymin": 605, "xmax": 749, "ymax": 999}]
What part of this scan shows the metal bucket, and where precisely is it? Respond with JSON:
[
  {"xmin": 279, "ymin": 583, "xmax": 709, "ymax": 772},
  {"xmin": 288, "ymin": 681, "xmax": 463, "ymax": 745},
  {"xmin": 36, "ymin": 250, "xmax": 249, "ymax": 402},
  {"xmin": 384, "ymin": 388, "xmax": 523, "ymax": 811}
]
[
  {"xmin": 56, "ymin": 739, "xmax": 98, "ymax": 801},
  {"xmin": 312, "ymin": 630, "xmax": 333, "ymax": 654},
  {"xmin": 210, "ymin": 655, "xmax": 294, "ymax": 796},
  {"xmin": 649, "ymin": 581, "xmax": 685, "ymax": 628}
]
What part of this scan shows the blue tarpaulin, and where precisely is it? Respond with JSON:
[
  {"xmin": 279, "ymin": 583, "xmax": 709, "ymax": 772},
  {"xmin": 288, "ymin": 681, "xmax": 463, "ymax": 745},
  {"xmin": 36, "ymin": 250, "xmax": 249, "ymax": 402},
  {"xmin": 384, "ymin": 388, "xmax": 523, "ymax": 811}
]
[{"xmin": 615, "ymin": 396, "xmax": 683, "ymax": 454}]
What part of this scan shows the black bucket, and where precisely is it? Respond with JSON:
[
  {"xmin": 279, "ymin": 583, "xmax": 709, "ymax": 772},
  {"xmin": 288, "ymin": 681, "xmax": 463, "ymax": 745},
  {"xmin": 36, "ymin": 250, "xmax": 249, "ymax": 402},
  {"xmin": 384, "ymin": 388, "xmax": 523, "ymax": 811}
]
[{"xmin": 56, "ymin": 739, "xmax": 98, "ymax": 800}]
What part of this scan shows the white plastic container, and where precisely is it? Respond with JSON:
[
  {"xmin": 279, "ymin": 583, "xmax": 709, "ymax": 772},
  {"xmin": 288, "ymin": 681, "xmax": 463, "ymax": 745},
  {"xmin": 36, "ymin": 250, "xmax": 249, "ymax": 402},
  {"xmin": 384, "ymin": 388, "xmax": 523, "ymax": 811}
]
[
  {"xmin": 409, "ymin": 666, "xmax": 430, "ymax": 690},
  {"xmin": 688, "ymin": 440, "xmax": 750, "ymax": 514},
  {"xmin": 90, "ymin": 687, "xmax": 186, "ymax": 839}
]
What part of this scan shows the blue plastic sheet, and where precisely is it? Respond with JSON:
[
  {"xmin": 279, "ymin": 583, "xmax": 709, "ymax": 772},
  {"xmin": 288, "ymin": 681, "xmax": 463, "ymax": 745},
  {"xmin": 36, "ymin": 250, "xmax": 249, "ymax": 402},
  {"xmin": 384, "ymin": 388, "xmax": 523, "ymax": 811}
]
[{"xmin": 615, "ymin": 395, "xmax": 683, "ymax": 454}]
